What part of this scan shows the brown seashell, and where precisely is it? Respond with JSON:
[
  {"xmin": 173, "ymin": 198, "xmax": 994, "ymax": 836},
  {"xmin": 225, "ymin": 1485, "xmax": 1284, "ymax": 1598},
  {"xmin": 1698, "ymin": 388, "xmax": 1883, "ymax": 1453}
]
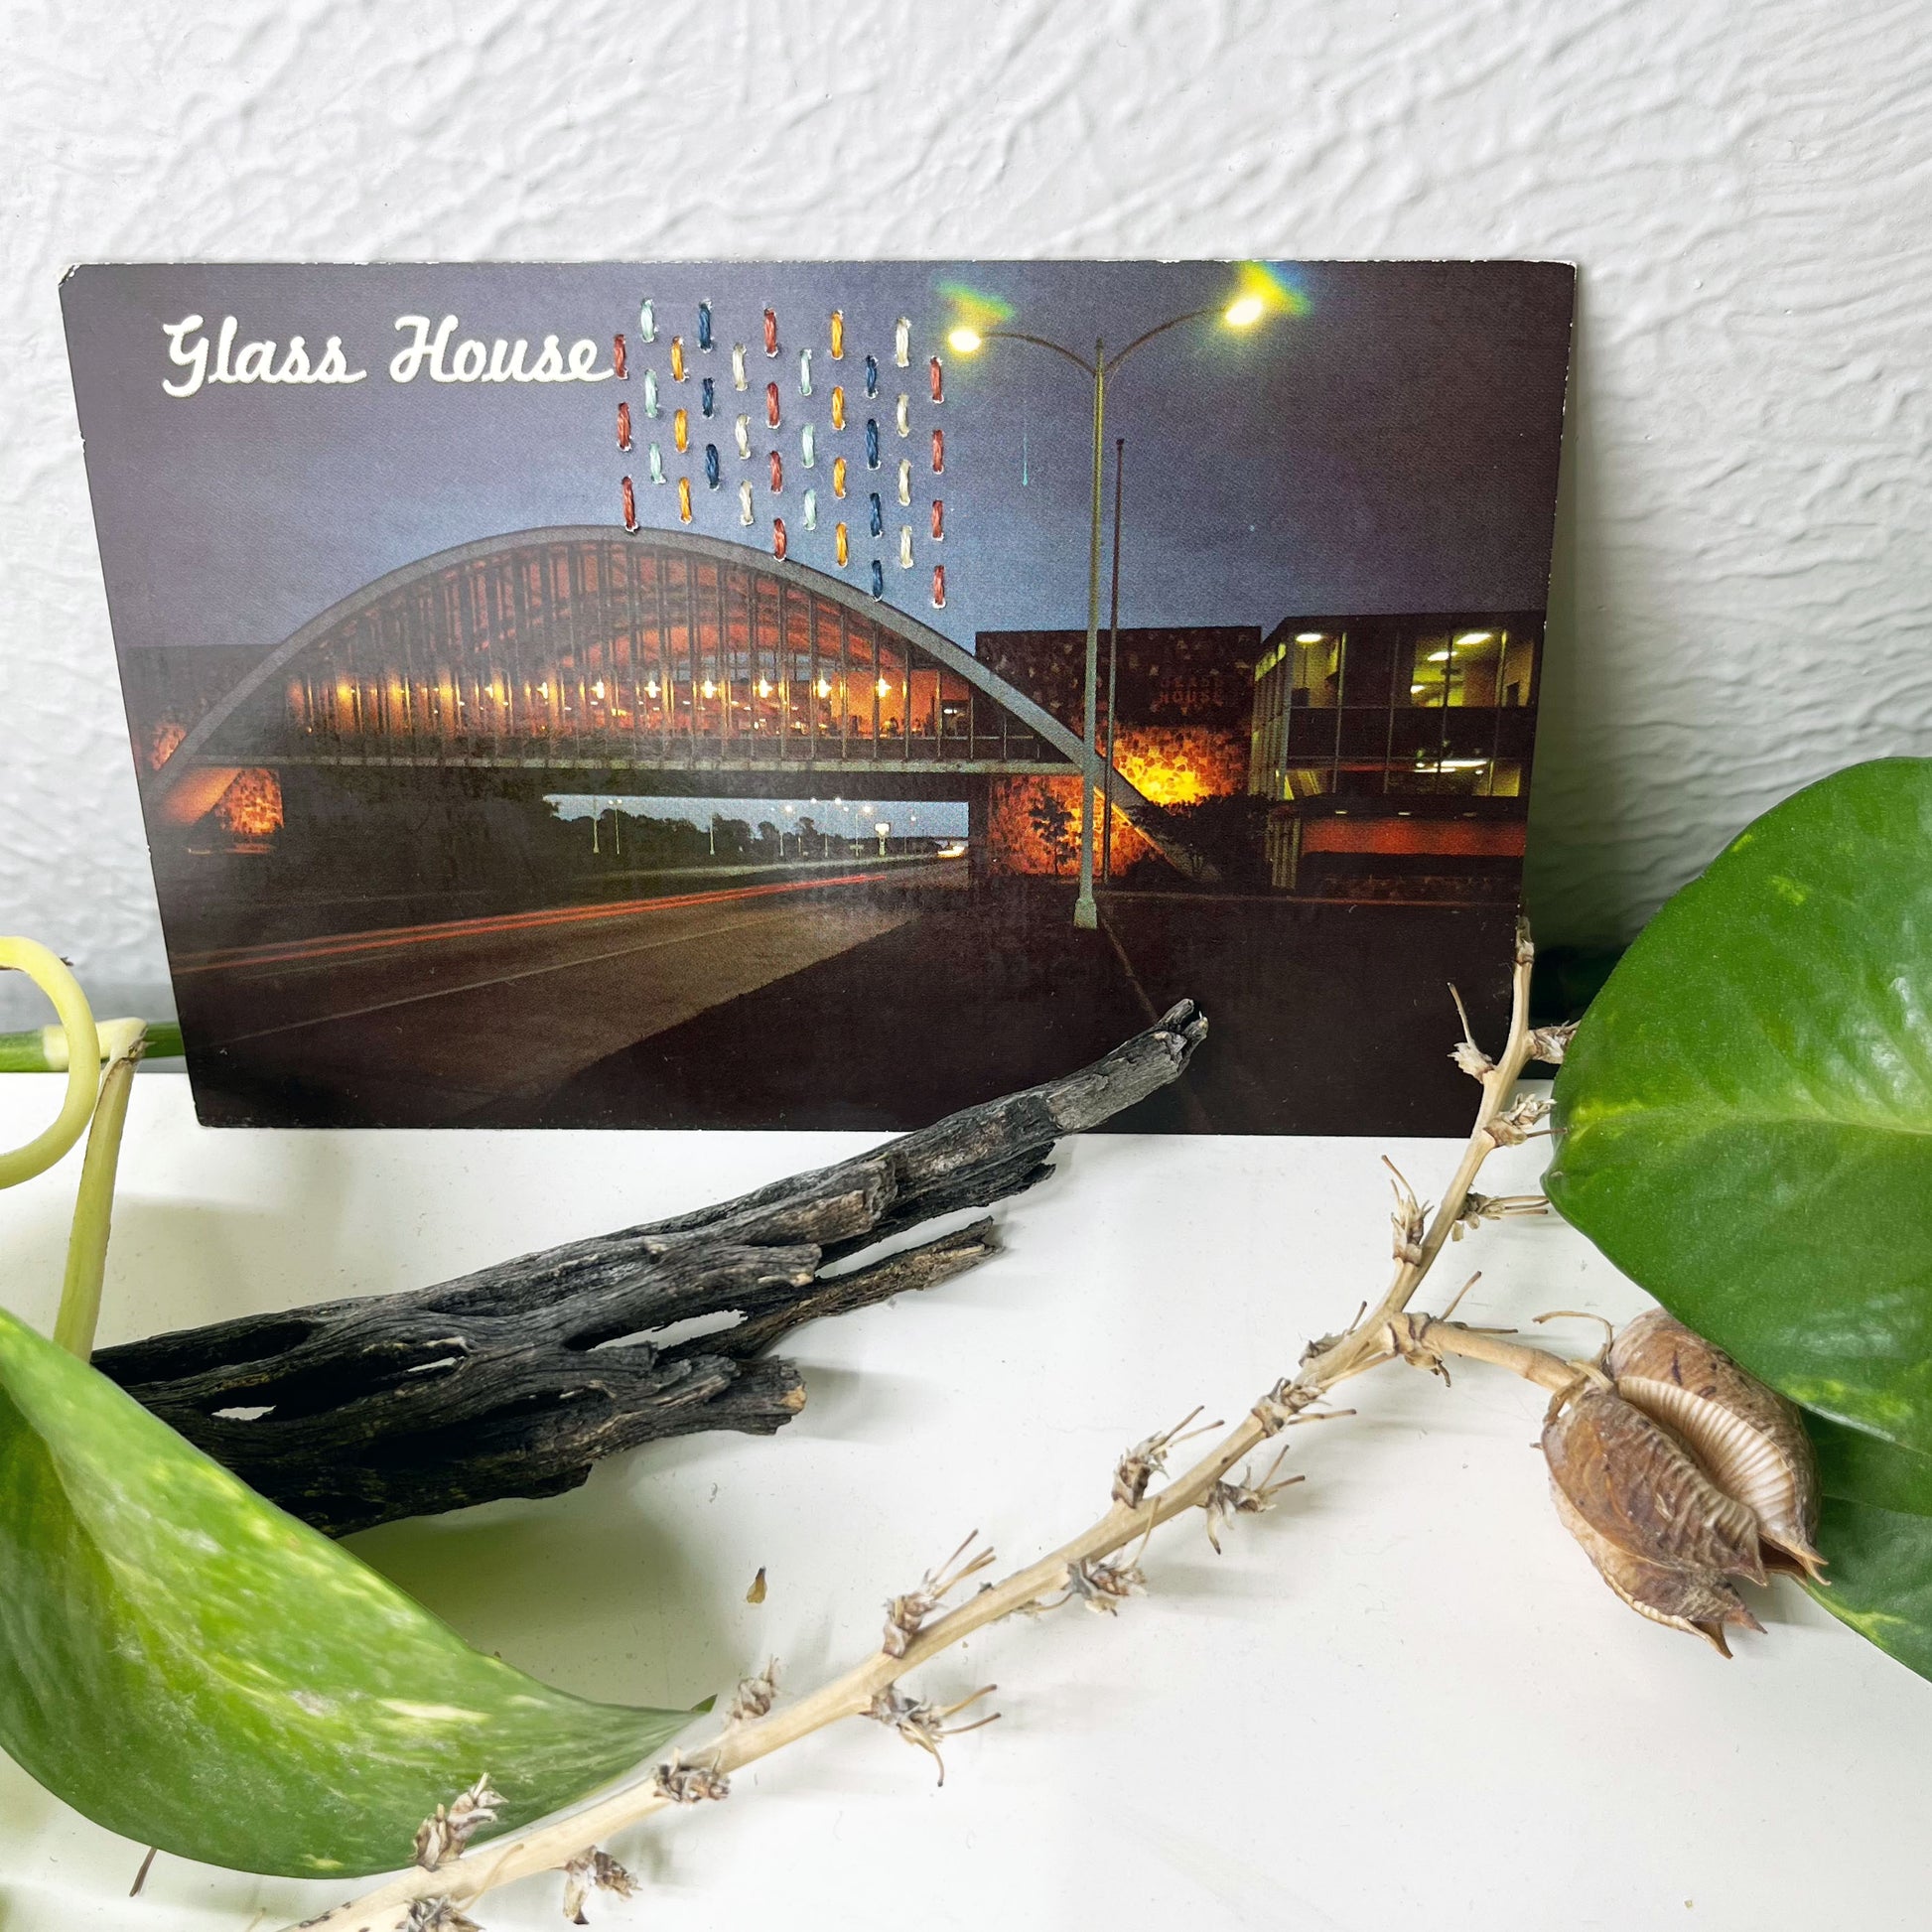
[
  {"xmin": 1543, "ymin": 1385, "xmax": 1767, "ymax": 1588},
  {"xmin": 1609, "ymin": 1308, "xmax": 1826, "ymax": 1584},
  {"xmin": 1548, "ymin": 1481, "xmax": 1764, "ymax": 1655}
]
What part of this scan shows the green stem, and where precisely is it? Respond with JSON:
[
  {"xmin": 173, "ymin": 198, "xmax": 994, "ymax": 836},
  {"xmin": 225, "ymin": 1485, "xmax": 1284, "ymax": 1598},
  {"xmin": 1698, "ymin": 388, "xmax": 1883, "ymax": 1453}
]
[
  {"xmin": 0, "ymin": 938, "xmax": 100, "ymax": 1187},
  {"xmin": 52, "ymin": 1027, "xmax": 147, "ymax": 1360},
  {"xmin": 0, "ymin": 1019, "xmax": 182, "ymax": 1070}
]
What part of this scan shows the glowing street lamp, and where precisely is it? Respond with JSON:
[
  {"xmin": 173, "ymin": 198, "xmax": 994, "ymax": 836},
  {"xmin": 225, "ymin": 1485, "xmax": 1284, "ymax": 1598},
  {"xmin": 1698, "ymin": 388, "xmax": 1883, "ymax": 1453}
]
[
  {"xmin": 875, "ymin": 819, "xmax": 892, "ymax": 857},
  {"xmin": 948, "ymin": 290, "xmax": 1268, "ymax": 927}
]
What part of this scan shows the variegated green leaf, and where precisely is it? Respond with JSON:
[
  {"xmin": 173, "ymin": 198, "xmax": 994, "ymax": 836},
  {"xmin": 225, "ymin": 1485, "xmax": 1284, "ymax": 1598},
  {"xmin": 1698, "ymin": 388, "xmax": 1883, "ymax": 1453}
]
[{"xmin": 0, "ymin": 1305, "xmax": 692, "ymax": 1876}]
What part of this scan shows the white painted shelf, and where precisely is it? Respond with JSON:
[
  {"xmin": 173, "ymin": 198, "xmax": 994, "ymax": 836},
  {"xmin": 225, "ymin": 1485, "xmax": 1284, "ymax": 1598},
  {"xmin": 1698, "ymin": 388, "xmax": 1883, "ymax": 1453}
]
[{"xmin": 0, "ymin": 1074, "xmax": 1922, "ymax": 1931}]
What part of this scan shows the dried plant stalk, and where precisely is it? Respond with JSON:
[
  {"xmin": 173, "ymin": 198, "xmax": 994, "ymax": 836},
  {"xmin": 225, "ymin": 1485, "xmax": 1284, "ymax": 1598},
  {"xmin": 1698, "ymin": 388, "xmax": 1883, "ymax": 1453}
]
[{"xmin": 293, "ymin": 929, "xmax": 1578, "ymax": 1932}]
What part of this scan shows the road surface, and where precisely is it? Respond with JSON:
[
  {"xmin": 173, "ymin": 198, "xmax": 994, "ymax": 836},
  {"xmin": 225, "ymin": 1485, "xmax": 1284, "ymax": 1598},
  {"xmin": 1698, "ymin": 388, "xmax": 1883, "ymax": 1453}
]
[{"xmin": 177, "ymin": 861, "xmax": 960, "ymax": 1125}]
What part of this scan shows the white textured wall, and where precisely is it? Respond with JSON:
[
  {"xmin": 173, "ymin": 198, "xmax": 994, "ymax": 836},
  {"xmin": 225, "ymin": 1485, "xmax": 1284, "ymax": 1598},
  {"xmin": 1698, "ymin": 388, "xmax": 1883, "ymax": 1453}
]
[{"xmin": 4, "ymin": 0, "xmax": 1929, "ymax": 1025}]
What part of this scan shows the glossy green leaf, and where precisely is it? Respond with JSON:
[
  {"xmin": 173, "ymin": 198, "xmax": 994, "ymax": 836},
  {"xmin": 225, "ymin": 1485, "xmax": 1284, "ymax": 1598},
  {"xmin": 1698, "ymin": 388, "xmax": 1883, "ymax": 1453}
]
[
  {"xmin": 0, "ymin": 1306, "xmax": 692, "ymax": 1877},
  {"xmin": 1802, "ymin": 1421, "xmax": 1932, "ymax": 1676},
  {"xmin": 1813, "ymin": 1509, "xmax": 1932, "ymax": 1679},
  {"xmin": 1810, "ymin": 1414, "xmax": 1932, "ymax": 1518},
  {"xmin": 1548, "ymin": 759, "xmax": 1932, "ymax": 1456}
]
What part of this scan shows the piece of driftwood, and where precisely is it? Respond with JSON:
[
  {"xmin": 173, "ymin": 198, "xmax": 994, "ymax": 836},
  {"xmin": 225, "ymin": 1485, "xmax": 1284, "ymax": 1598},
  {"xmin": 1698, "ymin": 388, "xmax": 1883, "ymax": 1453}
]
[{"xmin": 95, "ymin": 1002, "xmax": 1206, "ymax": 1536}]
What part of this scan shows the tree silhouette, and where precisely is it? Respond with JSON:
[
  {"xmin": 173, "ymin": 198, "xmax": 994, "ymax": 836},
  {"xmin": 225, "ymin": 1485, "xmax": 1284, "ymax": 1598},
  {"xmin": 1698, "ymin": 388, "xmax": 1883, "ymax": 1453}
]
[{"xmin": 1027, "ymin": 786, "xmax": 1078, "ymax": 873}]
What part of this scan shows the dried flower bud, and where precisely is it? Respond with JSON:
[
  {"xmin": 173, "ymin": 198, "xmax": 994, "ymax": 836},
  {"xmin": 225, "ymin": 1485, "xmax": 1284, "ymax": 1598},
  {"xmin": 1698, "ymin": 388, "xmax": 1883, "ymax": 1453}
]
[
  {"xmin": 867, "ymin": 1682, "xmax": 999, "ymax": 1784},
  {"xmin": 1609, "ymin": 1308, "xmax": 1825, "ymax": 1584},
  {"xmin": 1200, "ymin": 1449, "xmax": 1304, "ymax": 1553},
  {"xmin": 1486, "ymin": 1093, "xmax": 1551, "ymax": 1147},
  {"xmin": 562, "ymin": 1848, "xmax": 635, "ymax": 1923},
  {"xmin": 883, "ymin": 1533, "xmax": 995, "ymax": 1655},
  {"xmin": 1065, "ymin": 1555, "xmax": 1147, "ymax": 1614},
  {"xmin": 1384, "ymin": 1158, "xmax": 1428, "ymax": 1265},
  {"xmin": 1543, "ymin": 1385, "xmax": 1767, "ymax": 1653},
  {"xmin": 1112, "ymin": 1407, "xmax": 1211, "ymax": 1506},
  {"xmin": 405, "ymin": 1900, "xmax": 482, "ymax": 1932},
  {"xmin": 1447, "ymin": 984, "xmax": 1496, "ymax": 1080},
  {"xmin": 413, "ymin": 1774, "xmax": 503, "ymax": 1869},
  {"xmin": 1528, "ymin": 1022, "xmax": 1578, "ymax": 1064},
  {"xmin": 651, "ymin": 1751, "xmax": 730, "ymax": 1804},
  {"xmin": 727, "ymin": 1658, "xmax": 780, "ymax": 1724}
]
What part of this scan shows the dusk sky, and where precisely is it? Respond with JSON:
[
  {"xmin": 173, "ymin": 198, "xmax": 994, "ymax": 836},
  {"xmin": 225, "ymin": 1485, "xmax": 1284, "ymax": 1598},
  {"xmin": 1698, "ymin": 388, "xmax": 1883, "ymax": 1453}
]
[{"xmin": 63, "ymin": 261, "xmax": 1574, "ymax": 670}]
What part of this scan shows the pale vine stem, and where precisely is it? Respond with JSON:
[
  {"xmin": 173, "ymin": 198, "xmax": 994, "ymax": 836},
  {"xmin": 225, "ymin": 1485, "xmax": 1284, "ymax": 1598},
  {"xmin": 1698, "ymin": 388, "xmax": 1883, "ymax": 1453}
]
[
  {"xmin": 51, "ymin": 1018, "xmax": 148, "ymax": 1359},
  {"xmin": 0, "ymin": 934, "xmax": 151, "ymax": 1360},
  {"xmin": 0, "ymin": 938, "xmax": 100, "ymax": 1189},
  {"xmin": 296, "ymin": 924, "xmax": 1581, "ymax": 1932}
]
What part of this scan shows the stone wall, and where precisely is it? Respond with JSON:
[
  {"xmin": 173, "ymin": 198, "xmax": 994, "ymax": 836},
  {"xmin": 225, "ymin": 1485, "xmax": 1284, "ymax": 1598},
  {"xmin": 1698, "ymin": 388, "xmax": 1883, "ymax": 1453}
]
[{"xmin": 985, "ymin": 724, "xmax": 1247, "ymax": 876}]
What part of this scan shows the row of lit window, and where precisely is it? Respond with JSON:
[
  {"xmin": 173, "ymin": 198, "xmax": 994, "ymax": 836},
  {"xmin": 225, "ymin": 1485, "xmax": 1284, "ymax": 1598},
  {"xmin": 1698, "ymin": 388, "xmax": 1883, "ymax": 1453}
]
[
  {"xmin": 289, "ymin": 669, "xmax": 994, "ymax": 728},
  {"xmin": 1266, "ymin": 757, "xmax": 1525, "ymax": 799},
  {"xmin": 1256, "ymin": 629, "xmax": 1532, "ymax": 710}
]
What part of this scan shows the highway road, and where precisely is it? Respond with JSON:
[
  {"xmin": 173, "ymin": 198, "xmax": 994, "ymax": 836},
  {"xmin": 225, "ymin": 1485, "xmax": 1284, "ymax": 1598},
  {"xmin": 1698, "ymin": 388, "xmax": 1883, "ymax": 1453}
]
[{"xmin": 175, "ymin": 860, "xmax": 962, "ymax": 1125}]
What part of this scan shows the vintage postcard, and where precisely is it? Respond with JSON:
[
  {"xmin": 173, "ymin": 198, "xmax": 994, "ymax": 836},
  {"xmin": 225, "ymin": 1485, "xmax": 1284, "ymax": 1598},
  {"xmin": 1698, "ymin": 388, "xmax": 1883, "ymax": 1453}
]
[{"xmin": 62, "ymin": 261, "xmax": 1574, "ymax": 1132}]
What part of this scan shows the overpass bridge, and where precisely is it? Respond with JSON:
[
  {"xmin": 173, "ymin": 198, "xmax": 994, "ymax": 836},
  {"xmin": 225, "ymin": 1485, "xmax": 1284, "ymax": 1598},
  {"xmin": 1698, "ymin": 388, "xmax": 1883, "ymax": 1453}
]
[{"xmin": 145, "ymin": 527, "xmax": 1193, "ymax": 868}]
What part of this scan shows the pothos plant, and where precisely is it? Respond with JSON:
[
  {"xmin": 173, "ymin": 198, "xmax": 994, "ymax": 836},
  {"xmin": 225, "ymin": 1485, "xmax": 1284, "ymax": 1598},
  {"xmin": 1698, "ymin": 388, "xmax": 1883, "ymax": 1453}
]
[
  {"xmin": 1546, "ymin": 757, "xmax": 1932, "ymax": 1678},
  {"xmin": 0, "ymin": 758, "xmax": 1927, "ymax": 1930}
]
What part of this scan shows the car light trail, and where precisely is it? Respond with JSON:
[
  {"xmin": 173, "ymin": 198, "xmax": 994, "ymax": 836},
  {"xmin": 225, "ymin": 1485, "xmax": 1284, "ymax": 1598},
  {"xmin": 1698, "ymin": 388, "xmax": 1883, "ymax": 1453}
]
[{"xmin": 174, "ymin": 867, "xmax": 919, "ymax": 975}]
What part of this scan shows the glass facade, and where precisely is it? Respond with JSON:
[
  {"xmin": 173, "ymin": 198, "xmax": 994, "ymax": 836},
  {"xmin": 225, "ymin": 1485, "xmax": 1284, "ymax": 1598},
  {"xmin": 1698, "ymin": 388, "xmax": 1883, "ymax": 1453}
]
[
  {"xmin": 1248, "ymin": 614, "xmax": 1541, "ymax": 805},
  {"xmin": 253, "ymin": 533, "xmax": 1049, "ymax": 770},
  {"xmin": 1248, "ymin": 612, "xmax": 1543, "ymax": 899}
]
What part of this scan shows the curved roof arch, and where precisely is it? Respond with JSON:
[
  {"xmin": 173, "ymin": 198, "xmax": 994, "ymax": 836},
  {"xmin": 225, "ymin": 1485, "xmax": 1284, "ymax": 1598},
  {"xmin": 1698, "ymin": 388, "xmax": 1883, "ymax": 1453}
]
[
  {"xmin": 150, "ymin": 524, "xmax": 1196, "ymax": 867},
  {"xmin": 162, "ymin": 527, "xmax": 1086, "ymax": 771}
]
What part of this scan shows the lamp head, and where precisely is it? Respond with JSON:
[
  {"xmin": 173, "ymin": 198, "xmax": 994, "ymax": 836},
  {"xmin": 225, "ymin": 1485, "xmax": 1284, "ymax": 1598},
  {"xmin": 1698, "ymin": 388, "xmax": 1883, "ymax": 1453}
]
[
  {"xmin": 1223, "ymin": 294, "xmax": 1265, "ymax": 329},
  {"xmin": 946, "ymin": 326, "xmax": 984, "ymax": 353}
]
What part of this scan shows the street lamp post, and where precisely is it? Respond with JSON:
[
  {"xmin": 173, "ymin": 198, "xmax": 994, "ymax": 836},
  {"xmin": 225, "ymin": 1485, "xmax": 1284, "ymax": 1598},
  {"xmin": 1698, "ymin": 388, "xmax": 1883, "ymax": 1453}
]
[
  {"xmin": 950, "ymin": 293, "xmax": 1265, "ymax": 928},
  {"xmin": 1103, "ymin": 435, "xmax": 1125, "ymax": 889}
]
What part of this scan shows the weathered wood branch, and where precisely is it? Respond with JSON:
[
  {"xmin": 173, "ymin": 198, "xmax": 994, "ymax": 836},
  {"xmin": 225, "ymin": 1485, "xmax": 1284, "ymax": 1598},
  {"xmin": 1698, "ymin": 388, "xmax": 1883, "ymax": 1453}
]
[{"xmin": 94, "ymin": 1002, "xmax": 1206, "ymax": 1536}]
